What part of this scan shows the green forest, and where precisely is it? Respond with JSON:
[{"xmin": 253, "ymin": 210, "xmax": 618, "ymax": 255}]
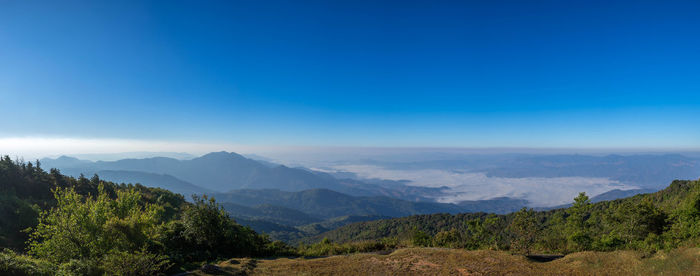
[
  {"xmin": 0, "ymin": 157, "xmax": 292, "ymax": 275},
  {"xmin": 306, "ymin": 179, "xmax": 700, "ymax": 255},
  {"xmin": 2, "ymin": 156, "xmax": 700, "ymax": 275}
]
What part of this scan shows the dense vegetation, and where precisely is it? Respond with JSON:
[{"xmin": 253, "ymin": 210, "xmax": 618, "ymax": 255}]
[
  {"xmin": 232, "ymin": 213, "xmax": 390, "ymax": 243},
  {"xmin": 212, "ymin": 188, "xmax": 496, "ymax": 219},
  {"xmin": 309, "ymin": 179, "xmax": 700, "ymax": 255},
  {"xmin": 0, "ymin": 156, "xmax": 291, "ymax": 275}
]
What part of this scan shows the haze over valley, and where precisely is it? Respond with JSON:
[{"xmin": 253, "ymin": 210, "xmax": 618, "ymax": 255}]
[{"xmin": 31, "ymin": 149, "xmax": 697, "ymax": 244}]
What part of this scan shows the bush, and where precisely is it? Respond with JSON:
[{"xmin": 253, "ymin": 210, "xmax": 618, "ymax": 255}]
[
  {"xmin": 28, "ymin": 185, "xmax": 163, "ymax": 263},
  {"xmin": 263, "ymin": 240, "xmax": 297, "ymax": 257},
  {"xmin": 0, "ymin": 249, "xmax": 55, "ymax": 276},
  {"xmin": 162, "ymin": 195, "xmax": 271, "ymax": 262},
  {"xmin": 592, "ymin": 234, "xmax": 625, "ymax": 251},
  {"xmin": 56, "ymin": 258, "xmax": 101, "ymax": 276},
  {"xmin": 433, "ymin": 229, "xmax": 463, "ymax": 248},
  {"xmin": 101, "ymin": 250, "xmax": 170, "ymax": 276},
  {"xmin": 297, "ymin": 239, "xmax": 396, "ymax": 257},
  {"xmin": 411, "ymin": 230, "xmax": 432, "ymax": 247}
]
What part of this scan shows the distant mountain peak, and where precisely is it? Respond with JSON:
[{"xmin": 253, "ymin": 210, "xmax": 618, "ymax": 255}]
[
  {"xmin": 40, "ymin": 155, "xmax": 92, "ymax": 167},
  {"xmin": 57, "ymin": 155, "xmax": 78, "ymax": 160},
  {"xmin": 199, "ymin": 151, "xmax": 247, "ymax": 160}
]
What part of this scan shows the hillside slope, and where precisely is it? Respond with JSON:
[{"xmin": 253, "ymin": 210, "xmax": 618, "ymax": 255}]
[
  {"xmin": 40, "ymin": 152, "xmax": 447, "ymax": 199},
  {"xmin": 192, "ymin": 247, "xmax": 700, "ymax": 276},
  {"xmin": 313, "ymin": 179, "xmax": 700, "ymax": 245},
  {"xmin": 211, "ymin": 188, "xmax": 513, "ymax": 219}
]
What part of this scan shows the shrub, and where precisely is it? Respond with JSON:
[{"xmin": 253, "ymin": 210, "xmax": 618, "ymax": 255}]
[
  {"xmin": 433, "ymin": 229, "xmax": 463, "ymax": 248},
  {"xmin": 297, "ymin": 239, "xmax": 396, "ymax": 257},
  {"xmin": 56, "ymin": 258, "xmax": 101, "ymax": 276},
  {"xmin": 27, "ymin": 185, "xmax": 163, "ymax": 263},
  {"xmin": 100, "ymin": 250, "xmax": 170, "ymax": 276},
  {"xmin": 0, "ymin": 249, "xmax": 55, "ymax": 276},
  {"xmin": 411, "ymin": 229, "xmax": 432, "ymax": 247}
]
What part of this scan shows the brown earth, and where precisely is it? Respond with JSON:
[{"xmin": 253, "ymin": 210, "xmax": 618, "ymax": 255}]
[{"xmin": 189, "ymin": 247, "xmax": 700, "ymax": 276}]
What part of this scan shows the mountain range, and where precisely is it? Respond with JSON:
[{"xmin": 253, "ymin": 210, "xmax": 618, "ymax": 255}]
[
  {"xmin": 38, "ymin": 152, "xmax": 532, "ymax": 242},
  {"xmin": 39, "ymin": 151, "xmax": 698, "ymax": 243},
  {"xmin": 40, "ymin": 152, "xmax": 445, "ymax": 201}
]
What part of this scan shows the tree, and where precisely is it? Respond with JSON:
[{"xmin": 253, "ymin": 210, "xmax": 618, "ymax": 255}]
[
  {"xmin": 666, "ymin": 189, "xmax": 700, "ymax": 244},
  {"xmin": 508, "ymin": 208, "xmax": 539, "ymax": 255},
  {"xmin": 27, "ymin": 185, "xmax": 168, "ymax": 273},
  {"xmin": 566, "ymin": 192, "xmax": 592, "ymax": 251},
  {"xmin": 433, "ymin": 228, "xmax": 462, "ymax": 248},
  {"xmin": 541, "ymin": 211, "xmax": 567, "ymax": 251},
  {"xmin": 463, "ymin": 215, "xmax": 505, "ymax": 250},
  {"xmin": 612, "ymin": 200, "xmax": 666, "ymax": 244},
  {"xmin": 410, "ymin": 228, "xmax": 432, "ymax": 247},
  {"xmin": 163, "ymin": 194, "xmax": 271, "ymax": 262}
]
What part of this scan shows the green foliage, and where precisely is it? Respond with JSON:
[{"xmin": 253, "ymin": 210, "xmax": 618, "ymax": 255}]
[
  {"xmin": 159, "ymin": 194, "xmax": 286, "ymax": 264},
  {"xmin": 508, "ymin": 208, "xmax": 539, "ymax": 254},
  {"xmin": 411, "ymin": 229, "xmax": 432, "ymax": 247},
  {"xmin": 4, "ymin": 154, "xmax": 700, "ymax": 272},
  {"xmin": 566, "ymin": 192, "xmax": 592, "ymax": 251},
  {"xmin": 0, "ymin": 156, "xmax": 291, "ymax": 274},
  {"xmin": 539, "ymin": 211, "xmax": 567, "ymax": 251},
  {"xmin": 0, "ymin": 193, "xmax": 39, "ymax": 250},
  {"xmin": 0, "ymin": 249, "xmax": 55, "ymax": 276},
  {"xmin": 56, "ymin": 258, "xmax": 101, "ymax": 276},
  {"xmin": 314, "ymin": 179, "xmax": 700, "ymax": 255},
  {"xmin": 28, "ymin": 185, "xmax": 164, "ymax": 264},
  {"xmin": 665, "ymin": 187, "xmax": 700, "ymax": 245},
  {"xmin": 297, "ymin": 239, "xmax": 395, "ymax": 257},
  {"xmin": 433, "ymin": 228, "xmax": 463, "ymax": 248},
  {"xmin": 602, "ymin": 200, "xmax": 666, "ymax": 247},
  {"xmin": 100, "ymin": 249, "xmax": 171, "ymax": 276}
]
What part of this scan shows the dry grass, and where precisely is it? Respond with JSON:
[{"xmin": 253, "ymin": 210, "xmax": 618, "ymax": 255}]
[{"xmin": 192, "ymin": 247, "xmax": 700, "ymax": 275}]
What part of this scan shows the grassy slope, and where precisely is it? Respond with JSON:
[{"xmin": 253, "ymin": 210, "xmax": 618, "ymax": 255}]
[{"xmin": 193, "ymin": 247, "xmax": 700, "ymax": 275}]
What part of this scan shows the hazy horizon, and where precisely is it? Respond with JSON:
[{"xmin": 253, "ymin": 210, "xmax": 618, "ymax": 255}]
[
  {"xmin": 3, "ymin": 137, "xmax": 700, "ymax": 162},
  {"xmin": 29, "ymin": 148, "xmax": 700, "ymax": 207}
]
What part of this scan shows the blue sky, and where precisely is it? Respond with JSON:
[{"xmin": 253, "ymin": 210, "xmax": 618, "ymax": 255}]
[{"xmin": 1, "ymin": 0, "xmax": 699, "ymax": 150}]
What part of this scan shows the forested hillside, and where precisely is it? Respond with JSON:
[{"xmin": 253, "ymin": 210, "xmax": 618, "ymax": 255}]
[
  {"xmin": 214, "ymin": 188, "xmax": 473, "ymax": 219},
  {"xmin": 310, "ymin": 179, "xmax": 700, "ymax": 254},
  {"xmin": 0, "ymin": 156, "xmax": 291, "ymax": 275},
  {"xmin": 3, "ymin": 155, "xmax": 700, "ymax": 275},
  {"xmin": 40, "ymin": 152, "xmax": 446, "ymax": 199}
]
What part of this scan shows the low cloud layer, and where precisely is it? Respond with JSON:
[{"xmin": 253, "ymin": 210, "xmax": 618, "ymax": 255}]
[{"xmin": 332, "ymin": 165, "xmax": 638, "ymax": 207}]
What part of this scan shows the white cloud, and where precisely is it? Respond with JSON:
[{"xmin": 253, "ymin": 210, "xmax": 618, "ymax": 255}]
[{"xmin": 331, "ymin": 165, "xmax": 637, "ymax": 207}]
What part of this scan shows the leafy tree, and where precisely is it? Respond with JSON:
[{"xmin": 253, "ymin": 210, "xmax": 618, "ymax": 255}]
[
  {"xmin": 100, "ymin": 249, "xmax": 171, "ymax": 275},
  {"xmin": 462, "ymin": 215, "xmax": 507, "ymax": 250},
  {"xmin": 161, "ymin": 194, "xmax": 276, "ymax": 264},
  {"xmin": 540, "ymin": 211, "xmax": 567, "ymax": 251},
  {"xmin": 508, "ymin": 208, "xmax": 539, "ymax": 254},
  {"xmin": 410, "ymin": 228, "xmax": 432, "ymax": 247},
  {"xmin": 433, "ymin": 228, "xmax": 463, "ymax": 248},
  {"xmin": 666, "ymin": 189, "xmax": 700, "ymax": 244},
  {"xmin": 27, "ymin": 185, "xmax": 169, "ymax": 273},
  {"xmin": 0, "ymin": 249, "xmax": 55, "ymax": 276},
  {"xmin": 611, "ymin": 200, "xmax": 666, "ymax": 244}
]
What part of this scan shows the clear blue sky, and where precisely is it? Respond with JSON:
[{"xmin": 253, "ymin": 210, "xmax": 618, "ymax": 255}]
[{"xmin": 1, "ymin": 0, "xmax": 699, "ymax": 148}]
